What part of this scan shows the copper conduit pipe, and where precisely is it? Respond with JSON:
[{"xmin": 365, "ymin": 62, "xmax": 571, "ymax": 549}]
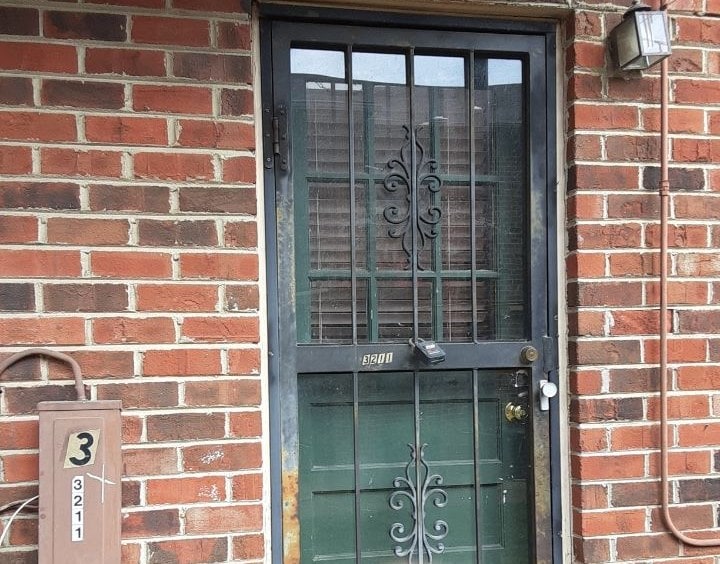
[
  {"xmin": 0, "ymin": 348, "xmax": 86, "ymax": 401},
  {"xmin": 658, "ymin": 3, "xmax": 720, "ymax": 545}
]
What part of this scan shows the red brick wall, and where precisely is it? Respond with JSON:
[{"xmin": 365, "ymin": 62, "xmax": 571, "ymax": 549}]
[
  {"xmin": 0, "ymin": 1, "xmax": 263, "ymax": 562},
  {"xmin": 567, "ymin": 0, "xmax": 720, "ymax": 561}
]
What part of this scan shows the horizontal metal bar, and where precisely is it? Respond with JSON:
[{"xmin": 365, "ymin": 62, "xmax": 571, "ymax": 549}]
[{"xmin": 307, "ymin": 269, "xmax": 500, "ymax": 280}]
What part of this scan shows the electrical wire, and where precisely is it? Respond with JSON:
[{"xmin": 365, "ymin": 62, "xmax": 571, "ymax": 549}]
[{"xmin": 0, "ymin": 495, "xmax": 39, "ymax": 547}]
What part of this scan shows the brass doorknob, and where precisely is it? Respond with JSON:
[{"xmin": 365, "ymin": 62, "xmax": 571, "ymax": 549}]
[
  {"xmin": 505, "ymin": 402, "xmax": 528, "ymax": 423},
  {"xmin": 520, "ymin": 345, "xmax": 539, "ymax": 363}
]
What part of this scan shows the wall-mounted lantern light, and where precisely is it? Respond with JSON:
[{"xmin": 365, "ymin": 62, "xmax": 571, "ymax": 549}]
[{"xmin": 609, "ymin": 0, "xmax": 672, "ymax": 71}]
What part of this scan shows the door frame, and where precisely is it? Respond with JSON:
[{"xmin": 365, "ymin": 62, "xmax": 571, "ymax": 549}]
[{"xmin": 259, "ymin": 5, "xmax": 560, "ymax": 562}]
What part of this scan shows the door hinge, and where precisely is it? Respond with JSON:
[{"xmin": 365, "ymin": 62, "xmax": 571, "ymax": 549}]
[
  {"xmin": 269, "ymin": 104, "xmax": 288, "ymax": 171},
  {"xmin": 542, "ymin": 335, "xmax": 558, "ymax": 374}
]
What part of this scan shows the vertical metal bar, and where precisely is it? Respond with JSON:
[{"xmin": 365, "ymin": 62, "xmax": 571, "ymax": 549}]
[
  {"xmin": 353, "ymin": 371, "xmax": 362, "ymax": 563},
  {"xmin": 472, "ymin": 369, "xmax": 483, "ymax": 563},
  {"xmin": 347, "ymin": 47, "xmax": 358, "ymax": 345},
  {"xmin": 468, "ymin": 53, "xmax": 478, "ymax": 343},
  {"xmin": 365, "ymin": 84, "xmax": 379, "ymax": 342},
  {"xmin": 414, "ymin": 370, "xmax": 423, "ymax": 564},
  {"xmin": 429, "ymin": 87, "xmax": 443, "ymax": 343},
  {"xmin": 409, "ymin": 49, "xmax": 420, "ymax": 341}
]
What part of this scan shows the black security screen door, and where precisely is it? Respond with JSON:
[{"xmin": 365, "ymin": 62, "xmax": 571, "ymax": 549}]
[{"xmin": 263, "ymin": 14, "xmax": 557, "ymax": 564}]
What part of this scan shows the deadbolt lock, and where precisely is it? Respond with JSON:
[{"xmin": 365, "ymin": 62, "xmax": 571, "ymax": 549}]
[
  {"xmin": 520, "ymin": 345, "xmax": 539, "ymax": 363},
  {"xmin": 505, "ymin": 402, "xmax": 528, "ymax": 423}
]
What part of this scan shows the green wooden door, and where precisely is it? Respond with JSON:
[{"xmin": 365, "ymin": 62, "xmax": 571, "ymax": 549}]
[{"xmin": 263, "ymin": 15, "xmax": 557, "ymax": 564}]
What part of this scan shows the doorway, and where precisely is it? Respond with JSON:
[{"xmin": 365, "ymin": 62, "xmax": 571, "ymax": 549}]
[{"xmin": 262, "ymin": 11, "xmax": 558, "ymax": 563}]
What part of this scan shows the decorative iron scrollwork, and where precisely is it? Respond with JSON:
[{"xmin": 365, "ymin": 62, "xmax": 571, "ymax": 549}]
[
  {"xmin": 389, "ymin": 443, "xmax": 448, "ymax": 562},
  {"xmin": 383, "ymin": 125, "xmax": 442, "ymax": 270}
]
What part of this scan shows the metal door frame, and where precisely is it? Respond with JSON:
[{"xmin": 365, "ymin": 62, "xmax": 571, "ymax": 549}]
[{"xmin": 260, "ymin": 6, "xmax": 560, "ymax": 562}]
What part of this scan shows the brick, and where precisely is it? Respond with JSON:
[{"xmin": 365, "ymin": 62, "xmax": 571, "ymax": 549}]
[
  {"xmin": 177, "ymin": 119, "xmax": 254, "ymax": 150},
  {"xmin": 179, "ymin": 187, "xmax": 257, "ymax": 214},
  {"xmin": 0, "ymin": 420, "xmax": 38, "ymax": 450},
  {"xmin": 91, "ymin": 251, "xmax": 173, "ymax": 279},
  {"xmin": 0, "ymin": 250, "xmax": 80, "ymax": 277},
  {"xmin": 674, "ymin": 195, "xmax": 720, "ymax": 220},
  {"xmin": 646, "ymin": 223, "xmax": 707, "ymax": 247},
  {"xmin": 569, "ymin": 339, "xmax": 641, "ymax": 365},
  {"xmin": 0, "ymin": 7, "xmax": 39, "ymax": 36},
  {"xmin": 567, "ymin": 73, "xmax": 602, "ymax": 101},
  {"xmin": 217, "ymin": 21, "xmax": 251, "ymax": 50},
  {"xmin": 569, "ymin": 370, "xmax": 602, "ymax": 395},
  {"xmin": 608, "ymin": 367, "xmax": 659, "ymax": 393},
  {"xmin": 673, "ymin": 139, "xmax": 720, "ymax": 163},
  {"xmin": 183, "ymin": 442, "xmax": 261, "ymax": 471},
  {"xmin": 229, "ymin": 411, "xmax": 262, "ymax": 438},
  {"xmin": 565, "ymin": 252, "xmax": 604, "ymax": 278},
  {"xmin": 0, "ymin": 112, "xmax": 76, "ymax": 142},
  {"xmin": 134, "ymin": 152, "xmax": 213, "ymax": 181},
  {"xmin": 0, "ymin": 77, "xmax": 33, "ymax": 105},
  {"xmin": 181, "ymin": 317, "xmax": 259, "ymax": 343},
  {"xmin": 86, "ymin": 47, "xmax": 166, "ymax": 77},
  {"xmin": 174, "ymin": 53, "xmax": 251, "ymax": 83},
  {"xmin": 610, "ymin": 309, "xmax": 665, "ymax": 335},
  {"xmin": 40, "ymin": 147, "xmax": 122, "ymax": 178},
  {"xmin": 568, "ymin": 281, "xmax": 642, "ymax": 307},
  {"xmin": 44, "ymin": 283, "xmax": 128, "ymax": 312},
  {"xmin": 570, "ymin": 104, "xmax": 637, "ymax": 130},
  {"xmin": 607, "ymin": 76, "xmax": 662, "ymax": 101},
  {"xmin": 606, "ymin": 135, "xmax": 660, "ymax": 162},
  {"xmin": 566, "ymin": 41, "xmax": 605, "ymax": 70},
  {"xmin": 123, "ymin": 447, "xmax": 178, "ymax": 476},
  {"xmin": 0, "ymin": 146, "xmax": 31, "ymax": 174},
  {"xmin": 225, "ymin": 284, "xmax": 258, "ymax": 311},
  {"xmin": 136, "ymin": 284, "xmax": 217, "ymax": 311},
  {"xmin": 676, "ymin": 253, "xmax": 720, "ymax": 276},
  {"xmin": 85, "ymin": 116, "xmax": 168, "ymax": 145},
  {"xmin": 133, "ymin": 85, "xmax": 213, "ymax": 115},
  {"xmin": 571, "ymin": 397, "xmax": 643, "ymax": 423},
  {"xmin": 668, "ymin": 48, "xmax": 704, "ymax": 73},
  {"xmin": 650, "ymin": 506, "xmax": 714, "ymax": 533},
  {"xmin": 173, "ymin": 0, "xmax": 250, "ymax": 11},
  {"xmin": 607, "ymin": 193, "xmax": 659, "ymax": 219},
  {"xmin": 48, "ymin": 350, "xmax": 134, "ymax": 380},
  {"xmin": 646, "ymin": 281, "xmax": 708, "ymax": 305},
  {"xmin": 611, "ymin": 481, "xmax": 660, "ymax": 507},
  {"xmin": 220, "ymin": 88, "xmax": 253, "ymax": 116},
  {"xmin": 678, "ymin": 478, "xmax": 720, "ymax": 503},
  {"xmin": 644, "ymin": 338, "xmax": 707, "ymax": 363},
  {"xmin": 568, "ymin": 165, "xmax": 638, "ymax": 190},
  {"xmin": 147, "ymin": 413, "xmax": 225, "ymax": 441},
  {"xmin": 233, "ymin": 534, "xmax": 265, "ymax": 561},
  {"xmin": 228, "ymin": 348, "xmax": 260, "ymax": 374},
  {"xmin": 648, "ymin": 395, "xmax": 709, "ymax": 419},
  {"xmin": 147, "ymin": 538, "xmax": 228, "ymax": 564},
  {"xmin": 7, "ymin": 516, "xmax": 38, "ymax": 545},
  {"xmin": 47, "ymin": 218, "xmax": 128, "ymax": 245},
  {"xmin": 678, "ymin": 423, "xmax": 720, "ymax": 447},
  {"xmin": 87, "ymin": 0, "xmax": 164, "ymax": 6},
  {"xmin": 0, "ymin": 42, "xmax": 77, "ymax": 73},
  {"xmin": 232, "ymin": 473, "xmax": 262, "ymax": 501},
  {"xmin": 678, "ymin": 366, "xmax": 720, "ymax": 391},
  {"xmin": 44, "ymin": 11, "xmax": 126, "ymax": 41},
  {"xmin": 224, "ymin": 222, "xmax": 257, "ymax": 247},
  {"xmin": 678, "ymin": 311, "xmax": 720, "ymax": 334},
  {"xmin": 222, "ymin": 156, "xmax": 255, "ymax": 183},
  {"xmin": 122, "ymin": 543, "xmax": 142, "ymax": 564},
  {"xmin": 147, "ymin": 476, "xmax": 226, "ymax": 505},
  {"xmin": 122, "ymin": 509, "xmax": 181, "ymax": 538},
  {"xmin": 675, "ymin": 16, "xmax": 720, "ymax": 44},
  {"xmin": 180, "ymin": 253, "xmax": 258, "ymax": 280},
  {"xmin": 0, "ymin": 216, "xmax": 38, "ymax": 244},
  {"xmin": 575, "ymin": 508, "xmax": 646, "ymax": 536},
  {"xmin": 642, "ymin": 108, "xmax": 705, "ymax": 135},
  {"xmin": 643, "ymin": 167, "xmax": 705, "ymax": 191},
  {"xmin": 42, "ymin": 80, "xmax": 124, "ymax": 110},
  {"xmin": 138, "ymin": 219, "xmax": 218, "ymax": 247},
  {"xmin": 93, "ymin": 317, "xmax": 175, "ymax": 344},
  {"xmin": 675, "ymin": 80, "xmax": 720, "ymax": 104},
  {"xmin": 88, "ymin": 184, "xmax": 170, "ymax": 213},
  {"xmin": 608, "ymin": 252, "xmax": 658, "ymax": 277},
  {"xmin": 0, "ymin": 485, "xmax": 39, "ymax": 508},
  {"xmin": 567, "ymin": 134, "xmax": 602, "ymax": 161},
  {"xmin": 3, "ymin": 385, "xmax": 81, "ymax": 414},
  {"xmin": 131, "ymin": 16, "xmax": 209, "ymax": 47},
  {"xmin": 97, "ymin": 382, "xmax": 178, "ymax": 409},
  {"xmin": 184, "ymin": 379, "xmax": 260, "ymax": 407},
  {"xmin": 570, "ymin": 427, "xmax": 607, "ymax": 451},
  {"xmin": 2, "ymin": 453, "xmax": 39, "ymax": 482},
  {"xmin": 610, "ymin": 424, "xmax": 659, "ymax": 450},
  {"xmin": 571, "ymin": 484, "xmax": 607, "ymax": 510},
  {"xmin": 184, "ymin": 505, "xmax": 262, "ymax": 534},
  {"xmin": 142, "ymin": 349, "xmax": 221, "ymax": 376},
  {"xmin": 568, "ymin": 311, "xmax": 604, "ymax": 337},
  {"xmin": 122, "ymin": 480, "xmax": 142, "ymax": 507},
  {"xmin": 616, "ymin": 534, "xmax": 680, "ymax": 560},
  {"xmin": 0, "ymin": 283, "xmax": 35, "ymax": 311},
  {"xmin": 571, "ymin": 453, "xmax": 645, "ymax": 480},
  {"xmin": 567, "ymin": 11, "xmax": 602, "ymax": 38},
  {"xmin": 122, "ymin": 417, "xmax": 143, "ymax": 444},
  {"xmin": 0, "ymin": 354, "xmax": 41, "ymax": 382},
  {"xmin": 570, "ymin": 224, "xmax": 641, "ymax": 250}
]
